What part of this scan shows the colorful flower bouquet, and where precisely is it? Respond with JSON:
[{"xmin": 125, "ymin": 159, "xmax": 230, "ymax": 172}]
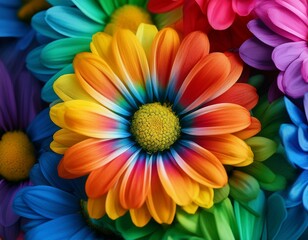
[{"xmin": 0, "ymin": 0, "xmax": 307, "ymax": 239}]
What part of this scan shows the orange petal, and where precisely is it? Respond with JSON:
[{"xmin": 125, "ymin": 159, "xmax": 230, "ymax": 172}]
[
  {"xmin": 206, "ymin": 83, "xmax": 258, "ymax": 111},
  {"xmin": 130, "ymin": 203, "xmax": 152, "ymax": 227},
  {"xmin": 87, "ymin": 195, "xmax": 107, "ymax": 219},
  {"xmin": 85, "ymin": 145, "xmax": 140, "ymax": 198},
  {"xmin": 51, "ymin": 129, "xmax": 88, "ymax": 154},
  {"xmin": 156, "ymin": 153, "xmax": 199, "ymax": 206},
  {"xmin": 171, "ymin": 141, "xmax": 227, "ymax": 188},
  {"xmin": 106, "ymin": 179, "xmax": 127, "ymax": 220},
  {"xmin": 150, "ymin": 27, "xmax": 180, "ymax": 99},
  {"xmin": 74, "ymin": 53, "xmax": 136, "ymax": 114},
  {"xmin": 50, "ymin": 100, "xmax": 130, "ymax": 139},
  {"xmin": 182, "ymin": 103, "xmax": 251, "ymax": 135},
  {"xmin": 195, "ymin": 134, "xmax": 253, "ymax": 166},
  {"xmin": 119, "ymin": 154, "xmax": 152, "ymax": 209},
  {"xmin": 111, "ymin": 29, "xmax": 151, "ymax": 103},
  {"xmin": 167, "ymin": 31, "xmax": 210, "ymax": 100},
  {"xmin": 174, "ymin": 53, "xmax": 231, "ymax": 114},
  {"xmin": 58, "ymin": 138, "xmax": 134, "ymax": 178},
  {"xmin": 146, "ymin": 164, "xmax": 176, "ymax": 224},
  {"xmin": 233, "ymin": 117, "xmax": 261, "ymax": 140}
]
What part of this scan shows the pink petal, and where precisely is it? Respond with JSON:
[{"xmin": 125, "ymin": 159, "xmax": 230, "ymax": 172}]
[
  {"xmin": 232, "ymin": 0, "xmax": 256, "ymax": 16},
  {"xmin": 207, "ymin": 0, "xmax": 236, "ymax": 30}
]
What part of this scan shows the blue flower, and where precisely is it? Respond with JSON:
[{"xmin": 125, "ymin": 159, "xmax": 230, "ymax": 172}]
[{"xmin": 13, "ymin": 152, "xmax": 122, "ymax": 239}]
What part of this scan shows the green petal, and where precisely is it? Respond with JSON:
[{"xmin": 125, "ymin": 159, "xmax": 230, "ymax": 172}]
[
  {"xmin": 236, "ymin": 189, "xmax": 266, "ymax": 217},
  {"xmin": 240, "ymin": 161, "xmax": 276, "ymax": 183},
  {"xmin": 245, "ymin": 136, "xmax": 277, "ymax": 161},
  {"xmin": 213, "ymin": 184, "xmax": 230, "ymax": 204},
  {"xmin": 98, "ymin": 0, "xmax": 117, "ymax": 15},
  {"xmin": 212, "ymin": 198, "xmax": 239, "ymax": 240},
  {"xmin": 115, "ymin": 213, "xmax": 159, "ymax": 239},
  {"xmin": 176, "ymin": 208, "xmax": 201, "ymax": 235},
  {"xmin": 41, "ymin": 38, "xmax": 91, "ymax": 69},
  {"xmin": 199, "ymin": 210, "xmax": 220, "ymax": 240},
  {"xmin": 229, "ymin": 170, "xmax": 260, "ymax": 202},
  {"xmin": 259, "ymin": 175, "xmax": 287, "ymax": 191},
  {"xmin": 162, "ymin": 224, "xmax": 203, "ymax": 240}
]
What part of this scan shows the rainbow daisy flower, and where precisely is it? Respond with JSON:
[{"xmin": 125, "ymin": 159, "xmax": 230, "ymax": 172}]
[{"xmin": 49, "ymin": 24, "xmax": 260, "ymax": 227}]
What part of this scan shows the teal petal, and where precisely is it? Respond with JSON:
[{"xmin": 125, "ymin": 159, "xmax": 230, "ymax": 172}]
[
  {"xmin": 47, "ymin": 0, "xmax": 74, "ymax": 6},
  {"xmin": 26, "ymin": 46, "xmax": 58, "ymax": 82},
  {"xmin": 237, "ymin": 190, "xmax": 266, "ymax": 217},
  {"xmin": 41, "ymin": 38, "xmax": 91, "ymax": 69},
  {"xmin": 72, "ymin": 0, "xmax": 107, "ymax": 24},
  {"xmin": 267, "ymin": 193, "xmax": 287, "ymax": 239},
  {"xmin": 46, "ymin": 6, "xmax": 103, "ymax": 38},
  {"xmin": 234, "ymin": 191, "xmax": 265, "ymax": 240},
  {"xmin": 32, "ymin": 11, "xmax": 65, "ymax": 40},
  {"xmin": 42, "ymin": 64, "xmax": 74, "ymax": 102}
]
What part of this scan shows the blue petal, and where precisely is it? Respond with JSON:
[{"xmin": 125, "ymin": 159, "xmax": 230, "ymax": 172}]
[
  {"xmin": 13, "ymin": 188, "xmax": 44, "ymax": 220},
  {"xmin": 284, "ymin": 96, "xmax": 306, "ymax": 126},
  {"xmin": 23, "ymin": 186, "xmax": 80, "ymax": 219},
  {"xmin": 273, "ymin": 205, "xmax": 308, "ymax": 240},
  {"xmin": 32, "ymin": 11, "xmax": 65, "ymax": 40},
  {"xmin": 69, "ymin": 226, "xmax": 94, "ymax": 240},
  {"xmin": 285, "ymin": 171, "xmax": 308, "ymax": 208},
  {"xmin": 302, "ymin": 180, "xmax": 308, "ymax": 211},
  {"xmin": 23, "ymin": 219, "xmax": 47, "ymax": 232},
  {"xmin": 280, "ymin": 124, "xmax": 308, "ymax": 169},
  {"xmin": 27, "ymin": 108, "xmax": 59, "ymax": 143},
  {"xmin": 30, "ymin": 164, "xmax": 51, "ymax": 186},
  {"xmin": 267, "ymin": 193, "xmax": 287, "ymax": 240},
  {"xmin": 45, "ymin": 6, "xmax": 103, "ymax": 38},
  {"xmin": 0, "ymin": 20, "xmax": 29, "ymax": 37},
  {"xmin": 25, "ymin": 213, "xmax": 86, "ymax": 240},
  {"xmin": 0, "ymin": 0, "xmax": 20, "ymax": 7},
  {"xmin": 298, "ymin": 124, "xmax": 308, "ymax": 151},
  {"xmin": 41, "ymin": 63, "xmax": 74, "ymax": 102}
]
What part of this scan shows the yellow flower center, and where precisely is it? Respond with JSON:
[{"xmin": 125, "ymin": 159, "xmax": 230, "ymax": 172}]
[
  {"xmin": 0, "ymin": 131, "xmax": 36, "ymax": 182},
  {"xmin": 18, "ymin": 0, "xmax": 51, "ymax": 22},
  {"xmin": 104, "ymin": 5, "xmax": 153, "ymax": 35},
  {"xmin": 131, "ymin": 102, "xmax": 181, "ymax": 153}
]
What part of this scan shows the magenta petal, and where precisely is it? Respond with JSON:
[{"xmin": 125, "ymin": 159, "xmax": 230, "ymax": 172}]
[
  {"xmin": 207, "ymin": 0, "xmax": 235, "ymax": 30},
  {"xmin": 232, "ymin": 0, "xmax": 255, "ymax": 16},
  {"xmin": 268, "ymin": 6, "xmax": 308, "ymax": 41},
  {"xmin": 282, "ymin": 58, "xmax": 308, "ymax": 98},
  {"xmin": 247, "ymin": 19, "xmax": 288, "ymax": 47},
  {"xmin": 239, "ymin": 37, "xmax": 276, "ymax": 70},
  {"xmin": 272, "ymin": 41, "xmax": 307, "ymax": 71}
]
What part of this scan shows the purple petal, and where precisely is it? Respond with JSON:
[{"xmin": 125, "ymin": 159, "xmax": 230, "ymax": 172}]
[
  {"xmin": 0, "ymin": 221, "xmax": 20, "ymax": 240},
  {"xmin": 239, "ymin": 37, "xmax": 276, "ymax": 70},
  {"xmin": 304, "ymin": 93, "xmax": 308, "ymax": 120},
  {"xmin": 268, "ymin": 79, "xmax": 284, "ymax": 102},
  {"xmin": 0, "ymin": 180, "xmax": 30, "ymax": 226},
  {"xmin": 14, "ymin": 68, "xmax": 44, "ymax": 129},
  {"xmin": 247, "ymin": 19, "xmax": 289, "ymax": 47},
  {"xmin": 0, "ymin": 60, "xmax": 17, "ymax": 131},
  {"xmin": 272, "ymin": 41, "xmax": 307, "ymax": 71},
  {"xmin": 301, "ymin": 57, "xmax": 308, "ymax": 83},
  {"xmin": 282, "ymin": 57, "xmax": 308, "ymax": 98}
]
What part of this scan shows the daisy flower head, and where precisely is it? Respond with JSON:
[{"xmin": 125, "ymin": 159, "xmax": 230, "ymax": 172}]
[
  {"xmin": 0, "ymin": 55, "xmax": 56, "ymax": 239},
  {"xmin": 239, "ymin": 0, "xmax": 308, "ymax": 99},
  {"xmin": 50, "ymin": 24, "xmax": 260, "ymax": 227},
  {"xmin": 27, "ymin": 0, "xmax": 182, "ymax": 102}
]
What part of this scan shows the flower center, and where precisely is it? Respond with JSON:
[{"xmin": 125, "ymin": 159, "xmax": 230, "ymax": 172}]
[
  {"xmin": 104, "ymin": 5, "xmax": 153, "ymax": 35},
  {"xmin": 0, "ymin": 131, "xmax": 36, "ymax": 182},
  {"xmin": 18, "ymin": 0, "xmax": 50, "ymax": 22},
  {"xmin": 131, "ymin": 102, "xmax": 181, "ymax": 153}
]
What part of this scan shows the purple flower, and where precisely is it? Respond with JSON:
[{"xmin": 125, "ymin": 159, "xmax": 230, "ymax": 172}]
[
  {"xmin": 0, "ymin": 56, "xmax": 56, "ymax": 239},
  {"xmin": 240, "ymin": 0, "xmax": 308, "ymax": 99}
]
